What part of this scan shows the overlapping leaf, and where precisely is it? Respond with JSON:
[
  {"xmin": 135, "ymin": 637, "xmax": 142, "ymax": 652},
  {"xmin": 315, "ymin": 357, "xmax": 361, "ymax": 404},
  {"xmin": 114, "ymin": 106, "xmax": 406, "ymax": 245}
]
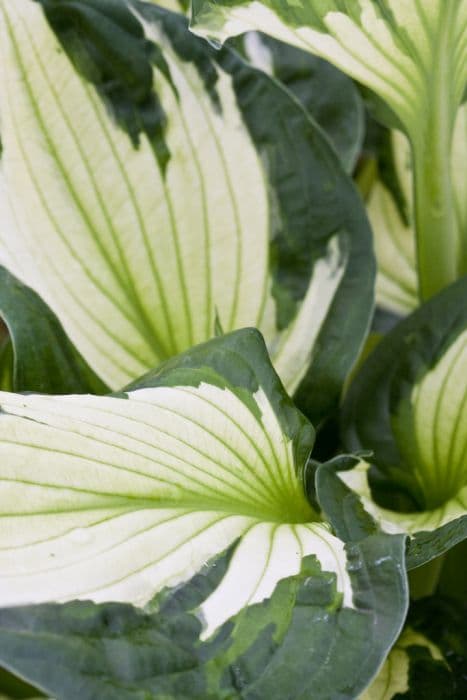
[
  {"xmin": 0, "ymin": 329, "xmax": 407, "ymax": 699},
  {"xmin": 191, "ymin": 0, "xmax": 467, "ymax": 139},
  {"xmin": 0, "ymin": 0, "xmax": 374, "ymax": 421},
  {"xmin": 361, "ymin": 595, "xmax": 467, "ymax": 699},
  {"xmin": 368, "ymin": 105, "xmax": 467, "ymax": 315},
  {"xmin": 341, "ymin": 277, "xmax": 467, "ymax": 567},
  {"xmin": 191, "ymin": 0, "xmax": 467, "ymax": 299},
  {"xmin": 0, "ymin": 266, "xmax": 106, "ymax": 394},
  {"xmin": 360, "ymin": 629, "xmax": 448, "ymax": 699},
  {"xmin": 240, "ymin": 32, "xmax": 364, "ymax": 173},
  {"xmin": 367, "ymin": 130, "xmax": 417, "ymax": 315}
]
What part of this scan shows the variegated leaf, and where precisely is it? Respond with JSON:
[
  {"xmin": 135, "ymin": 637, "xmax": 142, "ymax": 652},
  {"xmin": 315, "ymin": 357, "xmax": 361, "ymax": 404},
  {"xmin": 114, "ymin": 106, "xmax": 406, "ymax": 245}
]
[
  {"xmin": 0, "ymin": 0, "xmax": 374, "ymax": 421},
  {"xmin": 342, "ymin": 277, "xmax": 467, "ymax": 567},
  {"xmin": 0, "ymin": 329, "xmax": 408, "ymax": 699},
  {"xmin": 191, "ymin": 0, "xmax": 467, "ymax": 139},
  {"xmin": 191, "ymin": 0, "xmax": 467, "ymax": 299},
  {"xmin": 369, "ymin": 105, "xmax": 467, "ymax": 315}
]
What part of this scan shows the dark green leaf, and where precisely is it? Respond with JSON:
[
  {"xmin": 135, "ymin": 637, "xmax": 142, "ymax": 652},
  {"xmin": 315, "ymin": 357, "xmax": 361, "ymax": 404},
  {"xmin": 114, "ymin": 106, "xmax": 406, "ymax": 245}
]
[
  {"xmin": 237, "ymin": 32, "xmax": 364, "ymax": 173},
  {"xmin": 0, "ymin": 266, "xmax": 108, "ymax": 394}
]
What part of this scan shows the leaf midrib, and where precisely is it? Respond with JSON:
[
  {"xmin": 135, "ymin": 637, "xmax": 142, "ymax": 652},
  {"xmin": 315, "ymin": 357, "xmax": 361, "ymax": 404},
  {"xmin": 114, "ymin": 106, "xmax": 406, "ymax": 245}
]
[{"xmin": 2, "ymin": 495, "xmax": 316, "ymax": 525}]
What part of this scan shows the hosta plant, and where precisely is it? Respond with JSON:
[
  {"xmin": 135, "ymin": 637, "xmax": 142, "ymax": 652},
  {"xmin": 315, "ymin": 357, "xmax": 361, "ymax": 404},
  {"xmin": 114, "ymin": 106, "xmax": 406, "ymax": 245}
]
[
  {"xmin": 0, "ymin": 327, "xmax": 408, "ymax": 699},
  {"xmin": 192, "ymin": 0, "xmax": 467, "ymax": 301},
  {"xmin": 0, "ymin": 0, "xmax": 374, "ymax": 423},
  {"xmin": 0, "ymin": 0, "xmax": 466, "ymax": 698},
  {"xmin": 341, "ymin": 276, "xmax": 467, "ymax": 569},
  {"xmin": 366, "ymin": 105, "xmax": 467, "ymax": 316}
]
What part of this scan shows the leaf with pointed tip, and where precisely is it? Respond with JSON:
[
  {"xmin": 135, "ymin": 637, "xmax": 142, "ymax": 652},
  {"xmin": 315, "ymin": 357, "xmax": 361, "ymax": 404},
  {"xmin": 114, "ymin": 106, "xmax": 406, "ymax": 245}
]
[
  {"xmin": 0, "ymin": 0, "xmax": 374, "ymax": 422},
  {"xmin": 341, "ymin": 277, "xmax": 467, "ymax": 568},
  {"xmin": 0, "ymin": 328, "xmax": 408, "ymax": 699}
]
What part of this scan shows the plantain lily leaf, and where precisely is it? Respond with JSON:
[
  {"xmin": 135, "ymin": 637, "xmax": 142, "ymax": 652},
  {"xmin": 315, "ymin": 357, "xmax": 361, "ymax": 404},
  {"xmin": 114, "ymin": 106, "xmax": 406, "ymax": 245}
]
[
  {"xmin": 0, "ymin": 329, "xmax": 408, "ymax": 699},
  {"xmin": 240, "ymin": 32, "xmax": 364, "ymax": 173},
  {"xmin": 191, "ymin": 0, "xmax": 467, "ymax": 141},
  {"xmin": 0, "ymin": 0, "xmax": 374, "ymax": 422},
  {"xmin": 367, "ymin": 130, "xmax": 417, "ymax": 316},
  {"xmin": 452, "ymin": 103, "xmax": 467, "ymax": 273},
  {"xmin": 0, "ymin": 266, "xmax": 107, "ymax": 394},
  {"xmin": 360, "ymin": 628, "xmax": 451, "ymax": 699},
  {"xmin": 369, "ymin": 105, "xmax": 467, "ymax": 315},
  {"xmin": 361, "ymin": 595, "xmax": 467, "ymax": 699},
  {"xmin": 150, "ymin": 0, "xmax": 188, "ymax": 11},
  {"xmin": 191, "ymin": 0, "xmax": 467, "ymax": 299},
  {"xmin": 341, "ymin": 277, "xmax": 467, "ymax": 568}
]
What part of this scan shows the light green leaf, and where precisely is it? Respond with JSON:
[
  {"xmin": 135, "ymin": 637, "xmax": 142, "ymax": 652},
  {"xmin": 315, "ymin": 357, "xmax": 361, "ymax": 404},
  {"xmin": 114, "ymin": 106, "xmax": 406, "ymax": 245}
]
[
  {"xmin": 452, "ymin": 103, "xmax": 467, "ymax": 272},
  {"xmin": 0, "ymin": 0, "xmax": 374, "ymax": 421},
  {"xmin": 191, "ymin": 0, "xmax": 467, "ymax": 138},
  {"xmin": 342, "ymin": 276, "xmax": 467, "ymax": 567},
  {"xmin": 149, "ymin": 0, "xmax": 187, "ymax": 12},
  {"xmin": 0, "ymin": 329, "xmax": 408, "ymax": 699}
]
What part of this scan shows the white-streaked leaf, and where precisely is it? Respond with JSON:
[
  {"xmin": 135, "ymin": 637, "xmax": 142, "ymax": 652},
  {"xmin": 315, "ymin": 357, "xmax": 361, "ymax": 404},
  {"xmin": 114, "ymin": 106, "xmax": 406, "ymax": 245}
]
[
  {"xmin": 0, "ymin": 329, "xmax": 353, "ymax": 635},
  {"xmin": 342, "ymin": 277, "xmax": 467, "ymax": 566},
  {"xmin": 0, "ymin": 383, "xmax": 352, "ymax": 620},
  {"xmin": 367, "ymin": 130, "xmax": 417, "ymax": 315},
  {"xmin": 369, "ymin": 105, "xmax": 467, "ymax": 315},
  {"xmin": 191, "ymin": 0, "xmax": 467, "ymax": 138},
  {"xmin": 360, "ymin": 628, "xmax": 445, "ymax": 700},
  {"xmin": 339, "ymin": 461, "xmax": 467, "ymax": 542},
  {"xmin": 0, "ymin": 0, "xmax": 374, "ymax": 422},
  {"xmin": 191, "ymin": 0, "xmax": 467, "ymax": 301},
  {"xmin": 0, "ymin": 329, "xmax": 409, "ymax": 700}
]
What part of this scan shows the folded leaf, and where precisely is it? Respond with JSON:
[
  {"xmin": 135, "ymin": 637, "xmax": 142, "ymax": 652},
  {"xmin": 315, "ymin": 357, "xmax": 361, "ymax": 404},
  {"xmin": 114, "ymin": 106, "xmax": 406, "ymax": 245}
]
[
  {"xmin": 0, "ymin": 541, "xmax": 406, "ymax": 700},
  {"xmin": 0, "ymin": 0, "xmax": 374, "ymax": 421},
  {"xmin": 0, "ymin": 266, "xmax": 106, "ymax": 394},
  {"xmin": 0, "ymin": 328, "xmax": 408, "ymax": 699},
  {"xmin": 341, "ymin": 277, "xmax": 467, "ymax": 566},
  {"xmin": 191, "ymin": 0, "xmax": 467, "ymax": 298},
  {"xmin": 369, "ymin": 106, "xmax": 467, "ymax": 315},
  {"xmin": 191, "ymin": 0, "xmax": 467, "ymax": 139},
  {"xmin": 362, "ymin": 595, "xmax": 467, "ymax": 699}
]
